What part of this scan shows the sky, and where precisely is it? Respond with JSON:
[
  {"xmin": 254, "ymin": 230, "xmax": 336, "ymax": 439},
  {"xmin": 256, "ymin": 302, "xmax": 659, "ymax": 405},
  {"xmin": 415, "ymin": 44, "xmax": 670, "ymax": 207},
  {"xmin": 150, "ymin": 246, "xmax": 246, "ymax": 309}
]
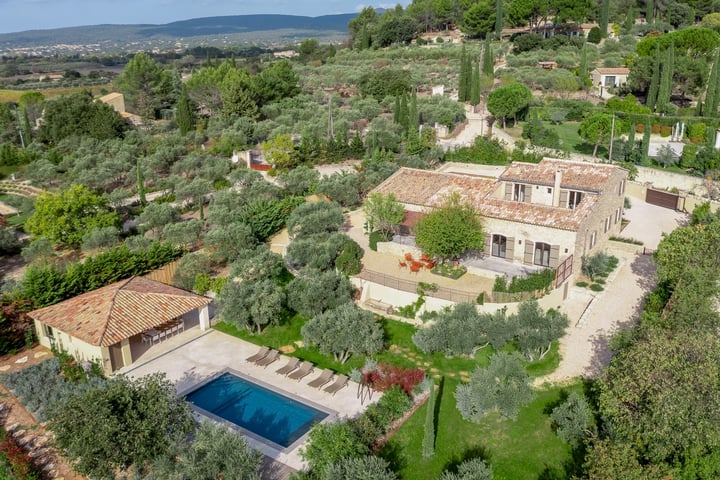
[{"xmin": 0, "ymin": 0, "xmax": 410, "ymax": 34}]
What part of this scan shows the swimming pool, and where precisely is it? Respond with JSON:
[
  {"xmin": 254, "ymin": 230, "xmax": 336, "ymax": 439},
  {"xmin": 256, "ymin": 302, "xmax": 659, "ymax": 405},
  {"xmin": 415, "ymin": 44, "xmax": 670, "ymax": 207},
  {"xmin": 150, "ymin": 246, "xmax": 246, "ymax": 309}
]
[{"xmin": 185, "ymin": 371, "xmax": 330, "ymax": 448}]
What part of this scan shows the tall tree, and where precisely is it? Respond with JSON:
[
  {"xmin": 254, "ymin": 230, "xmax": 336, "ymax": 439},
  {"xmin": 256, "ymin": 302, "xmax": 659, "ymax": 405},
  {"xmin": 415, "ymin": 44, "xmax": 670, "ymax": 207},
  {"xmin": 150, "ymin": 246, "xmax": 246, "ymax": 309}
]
[
  {"xmin": 175, "ymin": 86, "xmax": 195, "ymax": 135},
  {"xmin": 704, "ymin": 49, "xmax": 720, "ymax": 117},
  {"xmin": 656, "ymin": 43, "xmax": 675, "ymax": 113},
  {"xmin": 408, "ymin": 87, "xmax": 419, "ymax": 139},
  {"xmin": 495, "ymin": 0, "xmax": 504, "ymax": 38},
  {"xmin": 470, "ymin": 60, "xmax": 481, "ymax": 106},
  {"xmin": 363, "ymin": 192, "xmax": 405, "ymax": 236},
  {"xmin": 486, "ymin": 82, "xmax": 532, "ymax": 127},
  {"xmin": 49, "ymin": 373, "xmax": 194, "ymax": 479},
  {"xmin": 25, "ymin": 184, "xmax": 120, "ymax": 248},
  {"xmin": 414, "ymin": 192, "xmax": 484, "ymax": 261},
  {"xmin": 599, "ymin": 0, "xmax": 610, "ymax": 38},
  {"xmin": 578, "ymin": 44, "xmax": 589, "ymax": 90},
  {"xmin": 482, "ymin": 36, "xmax": 494, "ymax": 78},
  {"xmin": 646, "ymin": 49, "xmax": 661, "ymax": 111},
  {"xmin": 459, "ymin": 45, "xmax": 470, "ymax": 102},
  {"xmin": 115, "ymin": 52, "xmax": 172, "ymax": 119},
  {"xmin": 579, "ymin": 113, "xmax": 613, "ymax": 157},
  {"xmin": 646, "ymin": 0, "xmax": 655, "ymax": 23}
]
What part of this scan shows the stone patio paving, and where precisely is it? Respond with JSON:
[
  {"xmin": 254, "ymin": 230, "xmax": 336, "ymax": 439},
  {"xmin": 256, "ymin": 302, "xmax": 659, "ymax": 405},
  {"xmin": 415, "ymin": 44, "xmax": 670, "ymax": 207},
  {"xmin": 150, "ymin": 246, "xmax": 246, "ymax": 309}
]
[{"xmin": 122, "ymin": 330, "xmax": 375, "ymax": 476}]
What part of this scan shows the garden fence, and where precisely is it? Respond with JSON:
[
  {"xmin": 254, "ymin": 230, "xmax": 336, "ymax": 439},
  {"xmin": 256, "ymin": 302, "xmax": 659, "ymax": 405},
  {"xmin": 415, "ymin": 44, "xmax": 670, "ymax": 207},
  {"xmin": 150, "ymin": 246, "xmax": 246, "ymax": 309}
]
[{"xmin": 358, "ymin": 269, "xmax": 478, "ymax": 303}]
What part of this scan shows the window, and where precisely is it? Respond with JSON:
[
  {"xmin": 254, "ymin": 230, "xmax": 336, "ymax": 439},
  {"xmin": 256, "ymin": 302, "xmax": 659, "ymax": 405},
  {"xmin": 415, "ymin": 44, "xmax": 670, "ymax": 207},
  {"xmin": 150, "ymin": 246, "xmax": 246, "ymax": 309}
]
[
  {"xmin": 615, "ymin": 208, "xmax": 621, "ymax": 223},
  {"xmin": 589, "ymin": 231, "xmax": 597, "ymax": 249},
  {"xmin": 491, "ymin": 234, "xmax": 507, "ymax": 258},
  {"xmin": 604, "ymin": 75, "xmax": 616, "ymax": 87},
  {"xmin": 547, "ymin": 187, "xmax": 553, "ymax": 194},
  {"xmin": 568, "ymin": 191, "xmax": 583, "ymax": 209},
  {"xmin": 513, "ymin": 184, "xmax": 526, "ymax": 202},
  {"xmin": 43, "ymin": 324, "xmax": 55, "ymax": 339},
  {"xmin": 618, "ymin": 179, "xmax": 625, "ymax": 196},
  {"xmin": 604, "ymin": 217, "xmax": 611, "ymax": 233},
  {"xmin": 534, "ymin": 242, "xmax": 551, "ymax": 267}
]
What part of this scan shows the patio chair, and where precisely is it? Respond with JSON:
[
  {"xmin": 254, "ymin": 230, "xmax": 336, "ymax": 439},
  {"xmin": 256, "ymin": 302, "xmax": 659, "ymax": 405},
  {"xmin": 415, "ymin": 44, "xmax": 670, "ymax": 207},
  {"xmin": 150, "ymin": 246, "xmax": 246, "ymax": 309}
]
[
  {"xmin": 245, "ymin": 346, "xmax": 270, "ymax": 363},
  {"xmin": 404, "ymin": 252, "xmax": 413, "ymax": 261},
  {"xmin": 275, "ymin": 357, "xmax": 300, "ymax": 376},
  {"xmin": 323, "ymin": 374, "xmax": 349, "ymax": 396},
  {"xmin": 307, "ymin": 369, "xmax": 334, "ymax": 389},
  {"xmin": 398, "ymin": 259, "xmax": 407, "ymax": 268},
  {"xmin": 288, "ymin": 361, "xmax": 314, "ymax": 381},
  {"xmin": 254, "ymin": 349, "xmax": 280, "ymax": 367}
]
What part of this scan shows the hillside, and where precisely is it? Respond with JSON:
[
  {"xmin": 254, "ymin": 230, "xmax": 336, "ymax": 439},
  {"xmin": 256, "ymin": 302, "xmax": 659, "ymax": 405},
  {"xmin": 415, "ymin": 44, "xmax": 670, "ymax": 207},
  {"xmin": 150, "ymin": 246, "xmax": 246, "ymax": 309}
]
[{"xmin": 0, "ymin": 13, "xmax": 355, "ymax": 49}]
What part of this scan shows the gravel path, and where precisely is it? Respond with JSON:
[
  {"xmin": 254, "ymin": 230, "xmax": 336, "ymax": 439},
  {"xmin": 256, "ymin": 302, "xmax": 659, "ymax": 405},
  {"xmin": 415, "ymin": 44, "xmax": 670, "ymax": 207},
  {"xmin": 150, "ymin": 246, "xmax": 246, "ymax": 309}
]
[{"xmin": 534, "ymin": 251, "xmax": 656, "ymax": 385}]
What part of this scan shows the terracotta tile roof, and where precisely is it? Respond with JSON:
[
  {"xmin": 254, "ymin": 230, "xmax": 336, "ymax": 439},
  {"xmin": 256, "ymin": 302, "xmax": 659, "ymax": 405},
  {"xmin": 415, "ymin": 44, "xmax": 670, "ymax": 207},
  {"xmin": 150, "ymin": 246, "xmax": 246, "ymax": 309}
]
[
  {"xmin": 372, "ymin": 168, "xmax": 497, "ymax": 207},
  {"xmin": 480, "ymin": 195, "xmax": 597, "ymax": 230},
  {"xmin": 372, "ymin": 162, "xmax": 617, "ymax": 231},
  {"xmin": 29, "ymin": 277, "xmax": 211, "ymax": 347},
  {"xmin": 593, "ymin": 67, "xmax": 630, "ymax": 75},
  {"xmin": 499, "ymin": 159, "xmax": 617, "ymax": 193}
]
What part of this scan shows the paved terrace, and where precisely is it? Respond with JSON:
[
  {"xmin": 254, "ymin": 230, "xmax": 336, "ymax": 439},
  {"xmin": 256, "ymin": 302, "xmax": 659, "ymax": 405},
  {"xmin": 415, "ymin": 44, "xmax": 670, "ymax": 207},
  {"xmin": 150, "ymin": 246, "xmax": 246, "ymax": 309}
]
[{"xmin": 121, "ymin": 330, "xmax": 373, "ymax": 475}]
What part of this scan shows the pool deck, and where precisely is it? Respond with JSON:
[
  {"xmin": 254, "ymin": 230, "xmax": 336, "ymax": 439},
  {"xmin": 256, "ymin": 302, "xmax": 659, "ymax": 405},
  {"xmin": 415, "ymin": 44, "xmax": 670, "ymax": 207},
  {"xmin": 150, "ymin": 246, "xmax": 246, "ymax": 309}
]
[{"xmin": 121, "ymin": 329, "xmax": 376, "ymax": 474}]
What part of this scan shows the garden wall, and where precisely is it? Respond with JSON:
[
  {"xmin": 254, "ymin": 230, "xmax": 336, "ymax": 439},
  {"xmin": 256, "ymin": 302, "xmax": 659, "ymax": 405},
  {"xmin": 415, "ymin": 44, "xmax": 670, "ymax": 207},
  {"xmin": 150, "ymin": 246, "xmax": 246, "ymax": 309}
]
[
  {"xmin": 376, "ymin": 241, "xmax": 422, "ymax": 258},
  {"xmin": 607, "ymin": 240, "xmax": 644, "ymax": 255},
  {"xmin": 635, "ymin": 166, "xmax": 706, "ymax": 196}
]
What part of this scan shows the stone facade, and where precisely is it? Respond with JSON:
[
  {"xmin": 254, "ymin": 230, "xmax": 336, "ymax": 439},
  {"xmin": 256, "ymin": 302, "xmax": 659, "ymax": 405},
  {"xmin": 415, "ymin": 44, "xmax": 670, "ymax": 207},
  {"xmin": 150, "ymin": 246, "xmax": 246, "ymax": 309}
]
[{"xmin": 373, "ymin": 159, "xmax": 629, "ymax": 278}]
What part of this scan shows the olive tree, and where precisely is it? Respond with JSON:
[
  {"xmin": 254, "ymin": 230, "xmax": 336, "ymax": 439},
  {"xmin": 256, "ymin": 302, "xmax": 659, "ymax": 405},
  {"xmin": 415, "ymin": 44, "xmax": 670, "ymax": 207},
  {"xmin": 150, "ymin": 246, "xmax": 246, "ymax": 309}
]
[
  {"xmin": 455, "ymin": 352, "xmax": 533, "ymax": 421},
  {"xmin": 514, "ymin": 300, "xmax": 568, "ymax": 361},
  {"xmin": 286, "ymin": 201, "xmax": 344, "ymax": 239},
  {"xmin": 220, "ymin": 278, "xmax": 285, "ymax": 334},
  {"xmin": 301, "ymin": 302, "xmax": 384, "ymax": 363},
  {"xmin": 286, "ymin": 268, "xmax": 353, "ymax": 318}
]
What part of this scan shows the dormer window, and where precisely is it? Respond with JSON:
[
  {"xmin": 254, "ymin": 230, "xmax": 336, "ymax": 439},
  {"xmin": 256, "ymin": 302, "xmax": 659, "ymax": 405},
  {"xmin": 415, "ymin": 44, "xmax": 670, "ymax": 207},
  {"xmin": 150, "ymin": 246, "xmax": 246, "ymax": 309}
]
[
  {"xmin": 568, "ymin": 191, "xmax": 583, "ymax": 209},
  {"xmin": 514, "ymin": 184, "xmax": 526, "ymax": 202}
]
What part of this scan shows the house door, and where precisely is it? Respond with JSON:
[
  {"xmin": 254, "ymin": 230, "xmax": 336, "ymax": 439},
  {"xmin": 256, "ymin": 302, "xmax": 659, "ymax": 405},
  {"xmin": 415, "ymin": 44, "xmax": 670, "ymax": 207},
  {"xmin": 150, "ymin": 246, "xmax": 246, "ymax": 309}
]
[{"xmin": 109, "ymin": 343, "xmax": 125, "ymax": 371}]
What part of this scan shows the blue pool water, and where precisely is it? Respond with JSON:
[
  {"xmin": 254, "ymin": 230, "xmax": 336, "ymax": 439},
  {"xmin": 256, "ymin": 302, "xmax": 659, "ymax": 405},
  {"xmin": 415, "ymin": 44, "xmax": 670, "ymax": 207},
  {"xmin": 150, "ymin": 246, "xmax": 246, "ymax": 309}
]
[{"xmin": 185, "ymin": 372, "xmax": 329, "ymax": 448}]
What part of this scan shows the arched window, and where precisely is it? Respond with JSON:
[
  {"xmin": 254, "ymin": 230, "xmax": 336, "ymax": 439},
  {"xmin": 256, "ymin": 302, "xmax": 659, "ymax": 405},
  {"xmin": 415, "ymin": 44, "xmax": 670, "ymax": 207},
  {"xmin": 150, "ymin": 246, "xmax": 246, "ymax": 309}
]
[
  {"xmin": 534, "ymin": 242, "xmax": 551, "ymax": 267},
  {"xmin": 492, "ymin": 234, "xmax": 507, "ymax": 258}
]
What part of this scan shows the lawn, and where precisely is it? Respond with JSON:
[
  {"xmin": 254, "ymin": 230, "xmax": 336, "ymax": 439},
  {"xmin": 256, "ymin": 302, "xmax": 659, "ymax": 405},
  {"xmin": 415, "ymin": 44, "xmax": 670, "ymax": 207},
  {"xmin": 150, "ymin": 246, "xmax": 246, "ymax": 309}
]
[
  {"xmin": 504, "ymin": 121, "xmax": 608, "ymax": 158},
  {"xmin": 380, "ymin": 380, "xmax": 584, "ymax": 480},
  {"xmin": 215, "ymin": 315, "xmax": 572, "ymax": 478}
]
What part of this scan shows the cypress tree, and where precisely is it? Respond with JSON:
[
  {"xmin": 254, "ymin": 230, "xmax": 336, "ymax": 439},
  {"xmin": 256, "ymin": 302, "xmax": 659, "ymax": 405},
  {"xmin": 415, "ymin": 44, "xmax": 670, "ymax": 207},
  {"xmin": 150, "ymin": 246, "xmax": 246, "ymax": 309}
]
[
  {"xmin": 470, "ymin": 61, "xmax": 481, "ymax": 106},
  {"xmin": 393, "ymin": 95, "xmax": 402, "ymax": 125},
  {"xmin": 137, "ymin": 157, "xmax": 146, "ymax": 207},
  {"xmin": 646, "ymin": 0, "xmax": 654, "ymax": 24},
  {"xmin": 175, "ymin": 87, "xmax": 195, "ymax": 136},
  {"xmin": 459, "ymin": 45, "xmax": 469, "ymax": 102},
  {"xmin": 657, "ymin": 43, "xmax": 674, "ymax": 113},
  {"xmin": 408, "ymin": 87, "xmax": 419, "ymax": 139},
  {"xmin": 599, "ymin": 0, "xmax": 610, "ymax": 38},
  {"xmin": 628, "ymin": 122, "xmax": 636, "ymax": 147},
  {"xmin": 646, "ymin": 48, "xmax": 661, "ymax": 111},
  {"xmin": 495, "ymin": 0, "xmax": 504, "ymax": 39},
  {"xmin": 482, "ymin": 37, "xmax": 494, "ymax": 77},
  {"xmin": 704, "ymin": 49, "xmax": 720, "ymax": 117},
  {"xmin": 422, "ymin": 382, "xmax": 436, "ymax": 458},
  {"xmin": 578, "ymin": 45, "xmax": 589, "ymax": 91},
  {"xmin": 399, "ymin": 93, "xmax": 409, "ymax": 132}
]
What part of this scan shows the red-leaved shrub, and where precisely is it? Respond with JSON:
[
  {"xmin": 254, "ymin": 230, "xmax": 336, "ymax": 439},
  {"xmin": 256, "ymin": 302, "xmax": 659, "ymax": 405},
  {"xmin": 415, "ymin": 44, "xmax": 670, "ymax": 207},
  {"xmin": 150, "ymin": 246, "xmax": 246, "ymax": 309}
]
[{"xmin": 363, "ymin": 363, "xmax": 425, "ymax": 394}]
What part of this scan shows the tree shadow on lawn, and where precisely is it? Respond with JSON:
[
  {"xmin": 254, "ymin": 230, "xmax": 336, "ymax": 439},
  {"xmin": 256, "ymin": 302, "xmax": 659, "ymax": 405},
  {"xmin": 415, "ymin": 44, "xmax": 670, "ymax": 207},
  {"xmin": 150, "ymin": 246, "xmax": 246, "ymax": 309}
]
[{"xmin": 441, "ymin": 445, "xmax": 491, "ymax": 476}]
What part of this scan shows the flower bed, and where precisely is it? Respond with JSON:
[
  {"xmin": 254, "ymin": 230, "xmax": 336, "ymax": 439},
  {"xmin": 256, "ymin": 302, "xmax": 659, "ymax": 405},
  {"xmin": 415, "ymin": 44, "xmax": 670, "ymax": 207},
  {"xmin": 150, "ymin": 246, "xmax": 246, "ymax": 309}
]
[{"xmin": 431, "ymin": 262, "xmax": 467, "ymax": 279}]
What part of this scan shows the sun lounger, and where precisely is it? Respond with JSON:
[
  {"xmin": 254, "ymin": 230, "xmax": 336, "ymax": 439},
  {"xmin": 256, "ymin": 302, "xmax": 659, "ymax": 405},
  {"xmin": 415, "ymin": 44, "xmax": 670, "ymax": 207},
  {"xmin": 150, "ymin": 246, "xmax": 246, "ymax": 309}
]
[
  {"xmin": 245, "ymin": 346, "xmax": 270, "ymax": 363},
  {"xmin": 288, "ymin": 361, "xmax": 314, "ymax": 381},
  {"xmin": 275, "ymin": 357, "xmax": 300, "ymax": 376},
  {"xmin": 307, "ymin": 369, "xmax": 334, "ymax": 389},
  {"xmin": 255, "ymin": 349, "xmax": 280, "ymax": 367},
  {"xmin": 323, "ymin": 374, "xmax": 349, "ymax": 396}
]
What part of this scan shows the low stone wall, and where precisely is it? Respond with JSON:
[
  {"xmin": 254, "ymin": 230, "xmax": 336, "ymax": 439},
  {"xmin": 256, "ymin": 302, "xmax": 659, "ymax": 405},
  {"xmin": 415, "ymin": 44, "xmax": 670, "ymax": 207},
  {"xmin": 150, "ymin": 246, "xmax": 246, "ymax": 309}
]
[
  {"xmin": 376, "ymin": 241, "xmax": 423, "ymax": 258},
  {"xmin": 607, "ymin": 239, "xmax": 644, "ymax": 255},
  {"xmin": 635, "ymin": 166, "xmax": 706, "ymax": 195}
]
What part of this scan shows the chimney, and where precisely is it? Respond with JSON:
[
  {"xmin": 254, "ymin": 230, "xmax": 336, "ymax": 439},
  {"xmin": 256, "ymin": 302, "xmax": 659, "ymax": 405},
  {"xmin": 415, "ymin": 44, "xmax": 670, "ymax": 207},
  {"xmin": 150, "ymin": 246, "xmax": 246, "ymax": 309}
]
[{"xmin": 552, "ymin": 168, "xmax": 563, "ymax": 206}]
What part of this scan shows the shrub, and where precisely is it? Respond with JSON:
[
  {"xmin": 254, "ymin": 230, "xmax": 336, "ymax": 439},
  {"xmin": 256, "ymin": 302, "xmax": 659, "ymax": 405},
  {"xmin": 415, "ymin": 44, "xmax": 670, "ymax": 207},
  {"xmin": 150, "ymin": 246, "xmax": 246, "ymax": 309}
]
[
  {"xmin": 590, "ymin": 283, "xmax": 604, "ymax": 291},
  {"xmin": 635, "ymin": 123, "xmax": 644, "ymax": 134},
  {"xmin": 576, "ymin": 281, "xmax": 589, "ymax": 287},
  {"xmin": 506, "ymin": 269, "xmax": 555, "ymax": 293},
  {"xmin": 0, "ymin": 427, "xmax": 41, "ymax": 480},
  {"xmin": 368, "ymin": 230, "xmax": 391, "ymax": 251},
  {"xmin": 363, "ymin": 363, "xmax": 425, "ymax": 394},
  {"xmin": 301, "ymin": 422, "xmax": 369, "ymax": 473},
  {"xmin": 550, "ymin": 392, "xmax": 596, "ymax": 448},
  {"xmin": 651, "ymin": 123, "xmax": 661, "ymax": 134},
  {"xmin": 431, "ymin": 263, "xmax": 467, "ymax": 279},
  {"xmin": 581, "ymin": 252, "xmax": 610, "ymax": 281},
  {"xmin": 335, "ymin": 238, "xmax": 363, "ymax": 275},
  {"xmin": 659, "ymin": 125, "xmax": 672, "ymax": 137}
]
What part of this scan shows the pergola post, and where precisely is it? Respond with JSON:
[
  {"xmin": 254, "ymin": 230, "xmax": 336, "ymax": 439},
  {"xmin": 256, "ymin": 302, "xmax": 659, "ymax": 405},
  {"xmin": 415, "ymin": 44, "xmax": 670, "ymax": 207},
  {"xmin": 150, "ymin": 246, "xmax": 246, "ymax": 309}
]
[{"xmin": 199, "ymin": 305, "xmax": 210, "ymax": 331}]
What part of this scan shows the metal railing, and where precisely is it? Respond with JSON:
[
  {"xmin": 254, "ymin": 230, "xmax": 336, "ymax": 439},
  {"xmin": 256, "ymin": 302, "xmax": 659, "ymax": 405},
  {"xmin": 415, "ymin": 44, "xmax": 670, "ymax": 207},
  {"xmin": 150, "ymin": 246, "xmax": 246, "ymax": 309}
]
[{"xmin": 357, "ymin": 269, "xmax": 478, "ymax": 304}]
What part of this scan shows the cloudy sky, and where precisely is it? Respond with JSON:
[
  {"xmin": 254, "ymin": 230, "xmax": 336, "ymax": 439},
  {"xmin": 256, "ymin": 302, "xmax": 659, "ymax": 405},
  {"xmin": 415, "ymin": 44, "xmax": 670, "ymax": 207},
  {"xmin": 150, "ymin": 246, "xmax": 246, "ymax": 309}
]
[{"xmin": 0, "ymin": 0, "xmax": 409, "ymax": 34}]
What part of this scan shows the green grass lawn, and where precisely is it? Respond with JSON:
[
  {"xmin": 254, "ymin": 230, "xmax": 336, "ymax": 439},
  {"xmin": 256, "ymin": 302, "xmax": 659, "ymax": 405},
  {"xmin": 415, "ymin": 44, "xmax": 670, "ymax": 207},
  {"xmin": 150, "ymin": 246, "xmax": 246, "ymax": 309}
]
[{"xmin": 380, "ymin": 380, "xmax": 584, "ymax": 480}]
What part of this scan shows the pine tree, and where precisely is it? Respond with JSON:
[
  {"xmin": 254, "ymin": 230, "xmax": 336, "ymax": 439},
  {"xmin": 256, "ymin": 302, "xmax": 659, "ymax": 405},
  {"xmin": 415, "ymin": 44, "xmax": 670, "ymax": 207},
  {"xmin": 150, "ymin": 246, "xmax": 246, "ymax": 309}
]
[
  {"xmin": 470, "ymin": 61, "xmax": 481, "ymax": 106},
  {"xmin": 657, "ymin": 43, "xmax": 674, "ymax": 113},
  {"xmin": 495, "ymin": 0, "xmax": 504, "ymax": 39},
  {"xmin": 646, "ymin": 48, "xmax": 661, "ymax": 111},
  {"xmin": 175, "ymin": 87, "xmax": 195, "ymax": 136},
  {"xmin": 599, "ymin": 0, "xmax": 610, "ymax": 38},
  {"xmin": 704, "ymin": 49, "xmax": 720, "ymax": 117},
  {"xmin": 482, "ymin": 37, "xmax": 494, "ymax": 78}
]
